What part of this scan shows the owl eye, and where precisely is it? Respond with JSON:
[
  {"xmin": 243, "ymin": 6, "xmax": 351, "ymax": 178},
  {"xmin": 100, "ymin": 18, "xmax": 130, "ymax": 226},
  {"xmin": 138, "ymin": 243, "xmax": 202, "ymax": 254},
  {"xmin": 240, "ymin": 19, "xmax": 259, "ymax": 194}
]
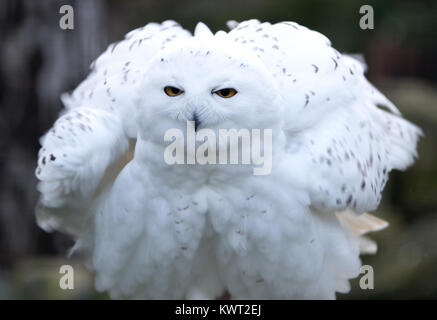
[
  {"xmin": 214, "ymin": 88, "xmax": 238, "ymax": 98},
  {"xmin": 164, "ymin": 86, "xmax": 184, "ymax": 97}
]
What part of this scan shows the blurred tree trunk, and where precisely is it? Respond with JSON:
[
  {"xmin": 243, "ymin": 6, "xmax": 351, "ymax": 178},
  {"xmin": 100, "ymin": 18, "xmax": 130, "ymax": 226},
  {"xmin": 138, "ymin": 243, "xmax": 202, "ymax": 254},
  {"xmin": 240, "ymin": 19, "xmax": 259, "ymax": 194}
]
[{"xmin": 0, "ymin": 0, "xmax": 107, "ymax": 267}]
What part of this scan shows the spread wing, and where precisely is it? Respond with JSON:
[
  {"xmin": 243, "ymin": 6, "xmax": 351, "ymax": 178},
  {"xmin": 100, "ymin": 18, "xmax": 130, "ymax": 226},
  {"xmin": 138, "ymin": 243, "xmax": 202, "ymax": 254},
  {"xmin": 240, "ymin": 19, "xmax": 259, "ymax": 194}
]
[
  {"xmin": 228, "ymin": 20, "xmax": 422, "ymax": 214},
  {"xmin": 36, "ymin": 107, "xmax": 131, "ymax": 236},
  {"xmin": 36, "ymin": 20, "xmax": 191, "ymax": 235}
]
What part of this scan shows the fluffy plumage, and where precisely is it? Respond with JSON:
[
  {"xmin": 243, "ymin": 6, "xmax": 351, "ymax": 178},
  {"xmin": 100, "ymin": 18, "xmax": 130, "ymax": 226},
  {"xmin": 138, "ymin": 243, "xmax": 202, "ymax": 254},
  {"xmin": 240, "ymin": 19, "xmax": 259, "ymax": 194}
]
[{"xmin": 35, "ymin": 19, "xmax": 422, "ymax": 299}]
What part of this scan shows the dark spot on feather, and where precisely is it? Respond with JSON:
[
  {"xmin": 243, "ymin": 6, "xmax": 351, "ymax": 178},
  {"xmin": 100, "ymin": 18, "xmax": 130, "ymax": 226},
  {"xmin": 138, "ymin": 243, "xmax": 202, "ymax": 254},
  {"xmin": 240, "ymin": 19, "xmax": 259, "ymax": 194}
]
[
  {"xmin": 346, "ymin": 195, "xmax": 353, "ymax": 205},
  {"xmin": 332, "ymin": 58, "xmax": 338, "ymax": 70},
  {"xmin": 129, "ymin": 40, "xmax": 137, "ymax": 51},
  {"xmin": 283, "ymin": 22, "xmax": 298, "ymax": 30},
  {"xmin": 111, "ymin": 41, "xmax": 120, "ymax": 53},
  {"xmin": 236, "ymin": 25, "xmax": 248, "ymax": 30},
  {"xmin": 304, "ymin": 94, "xmax": 310, "ymax": 107}
]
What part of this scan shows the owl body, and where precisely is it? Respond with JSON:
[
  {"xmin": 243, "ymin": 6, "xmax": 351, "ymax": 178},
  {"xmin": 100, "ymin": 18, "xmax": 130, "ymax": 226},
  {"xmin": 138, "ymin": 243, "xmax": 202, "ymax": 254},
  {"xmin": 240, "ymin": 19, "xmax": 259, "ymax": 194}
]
[
  {"xmin": 91, "ymin": 140, "xmax": 356, "ymax": 299},
  {"xmin": 35, "ymin": 20, "xmax": 421, "ymax": 299}
]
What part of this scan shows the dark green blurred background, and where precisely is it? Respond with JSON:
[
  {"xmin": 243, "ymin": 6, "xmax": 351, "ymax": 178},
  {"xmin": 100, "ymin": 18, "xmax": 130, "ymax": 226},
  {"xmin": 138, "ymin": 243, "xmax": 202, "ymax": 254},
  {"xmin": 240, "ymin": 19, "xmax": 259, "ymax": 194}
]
[{"xmin": 0, "ymin": 0, "xmax": 436, "ymax": 299}]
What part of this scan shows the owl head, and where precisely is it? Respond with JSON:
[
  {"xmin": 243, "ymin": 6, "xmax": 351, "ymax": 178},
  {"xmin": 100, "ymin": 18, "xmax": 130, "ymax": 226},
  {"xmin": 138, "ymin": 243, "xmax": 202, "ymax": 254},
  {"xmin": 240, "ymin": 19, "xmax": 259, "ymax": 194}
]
[{"xmin": 136, "ymin": 35, "xmax": 284, "ymax": 145}]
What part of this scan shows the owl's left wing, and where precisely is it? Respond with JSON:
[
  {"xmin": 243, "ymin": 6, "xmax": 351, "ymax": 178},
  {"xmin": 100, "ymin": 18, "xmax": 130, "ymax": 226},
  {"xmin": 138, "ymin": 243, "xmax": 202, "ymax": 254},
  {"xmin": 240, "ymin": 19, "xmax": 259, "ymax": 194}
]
[
  {"xmin": 228, "ymin": 20, "xmax": 422, "ymax": 213},
  {"xmin": 287, "ymin": 93, "xmax": 422, "ymax": 214}
]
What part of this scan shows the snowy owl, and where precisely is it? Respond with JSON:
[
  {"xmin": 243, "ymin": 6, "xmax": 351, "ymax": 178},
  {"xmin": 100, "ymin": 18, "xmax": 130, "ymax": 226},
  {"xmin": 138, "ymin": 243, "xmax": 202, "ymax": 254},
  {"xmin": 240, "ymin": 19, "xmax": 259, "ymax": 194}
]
[{"xmin": 35, "ymin": 19, "xmax": 421, "ymax": 299}]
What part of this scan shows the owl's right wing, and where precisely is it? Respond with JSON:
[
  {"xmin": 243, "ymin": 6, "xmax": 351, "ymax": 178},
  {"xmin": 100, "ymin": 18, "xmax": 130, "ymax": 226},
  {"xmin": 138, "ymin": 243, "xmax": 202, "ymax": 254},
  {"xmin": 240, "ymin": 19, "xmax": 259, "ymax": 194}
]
[
  {"xmin": 36, "ymin": 107, "xmax": 131, "ymax": 236},
  {"xmin": 37, "ymin": 20, "xmax": 192, "ymax": 235}
]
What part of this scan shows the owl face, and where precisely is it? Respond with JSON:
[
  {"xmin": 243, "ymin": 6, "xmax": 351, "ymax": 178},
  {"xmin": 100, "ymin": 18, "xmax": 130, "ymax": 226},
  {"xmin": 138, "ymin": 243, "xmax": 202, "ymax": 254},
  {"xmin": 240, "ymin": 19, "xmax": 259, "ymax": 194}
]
[{"xmin": 137, "ymin": 37, "xmax": 284, "ymax": 143}]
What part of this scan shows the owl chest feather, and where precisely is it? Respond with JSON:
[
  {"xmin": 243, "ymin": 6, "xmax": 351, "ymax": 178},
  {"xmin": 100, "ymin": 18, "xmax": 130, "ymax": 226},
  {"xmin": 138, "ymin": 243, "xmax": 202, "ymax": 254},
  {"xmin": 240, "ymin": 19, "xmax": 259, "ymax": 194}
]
[{"xmin": 94, "ymin": 150, "xmax": 348, "ymax": 298}]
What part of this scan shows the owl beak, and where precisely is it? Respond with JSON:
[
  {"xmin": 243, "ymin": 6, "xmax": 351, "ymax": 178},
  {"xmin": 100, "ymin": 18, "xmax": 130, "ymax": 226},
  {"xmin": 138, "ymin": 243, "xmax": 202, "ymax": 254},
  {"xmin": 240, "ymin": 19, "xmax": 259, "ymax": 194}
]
[{"xmin": 192, "ymin": 111, "xmax": 200, "ymax": 132}]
